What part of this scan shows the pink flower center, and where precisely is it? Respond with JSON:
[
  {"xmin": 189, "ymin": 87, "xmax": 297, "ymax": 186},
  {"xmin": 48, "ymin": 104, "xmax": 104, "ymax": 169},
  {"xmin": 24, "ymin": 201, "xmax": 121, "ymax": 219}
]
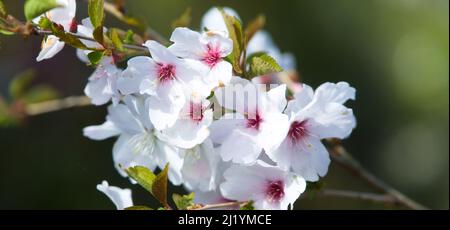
[
  {"xmin": 203, "ymin": 44, "xmax": 221, "ymax": 67},
  {"xmin": 246, "ymin": 112, "xmax": 263, "ymax": 131},
  {"xmin": 266, "ymin": 180, "xmax": 285, "ymax": 203},
  {"xmin": 189, "ymin": 102, "xmax": 204, "ymax": 122},
  {"xmin": 288, "ymin": 120, "xmax": 309, "ymax": 144},
  {"xmin": 69, "ymin": 18, "xmax": 77, "ymax": 33},
  {"xmin": 157, "ymin": 63, "xmax": 176, "ymax": 83}
]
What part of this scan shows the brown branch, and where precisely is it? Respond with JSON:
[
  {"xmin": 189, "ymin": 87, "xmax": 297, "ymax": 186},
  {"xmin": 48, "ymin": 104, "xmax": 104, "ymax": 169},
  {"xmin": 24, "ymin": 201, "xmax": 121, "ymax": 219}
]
[
  {"xmin": 35, "ymin": 28, "xmax": 149, "ymax": 52},
  {"xmin": 326, "ymin": 139, "xmax": 429, "ymax": 210},
  {"xmin": 24, "ymin": 96, "xmax": 92, "ymax": 116},
  {"xmin": 193, "ymin": 201, "xmax": 247, "ymax": 210}
]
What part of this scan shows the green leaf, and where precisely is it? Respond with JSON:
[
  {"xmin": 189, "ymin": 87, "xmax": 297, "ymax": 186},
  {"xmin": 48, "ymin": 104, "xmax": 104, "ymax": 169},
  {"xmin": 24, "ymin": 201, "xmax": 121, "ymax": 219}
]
[
  {"xmin": 125, "ymin": 164, "xmax": 170, "ymax": 209},
  {"xmin": 23, "ymin": 85, "xmax": 59, "ymax": 104},
  {"xmin": 123, "ymin": 29, "xmax": 134, "ymax": 44},
  {"xmin": 240, "ymin": 201, "xmax": 255, "ymax": 210},
  {"xmin": 0, "ymin": 0, "xmax": 7, "ymax": 18},
  {"xmin": 110, "ymin": 29, "xmax": 123, "ymax": 51},
  {"xmin": 89, "ymin": 0, "xmax": 105, "ymax": 44},
  {"xmin": 244, "ymin": 14, "xmax": 265, "ymax": 44},
  {"xmin": 124, "ymin": 205, "xmax": 152, "ymax": 210},
  {"xmin": 172, "ymin": 193, "xmax": 195, "ymax": 210},
  {"xmin": 152, "ymin": 164, "xmax": 169, "ymax": 208},
  {"xmin": 88, "ymin": 0, "xmax": 104, "ymax": 28},
  {"xmin": 0, "ymin": 29, "xmax": 14, "ymax": 35},
  {"xmin": 248, "ymin": 53, "xmax": 283, "ymax": 78},
  {"xmin": 87, "ymin": 51, "xmax": 104, "ymax": 65},
  {"xmin": 125, "ymin": 166, "xmax": 156, "ymax": 194},
  {"xmin": 218, "ymin": 7, "xmax": 244, "ymax": 75},
  {"xmin": 24, "ymin": 0, "xmax": 59, "ymax": 21},
  {"xmin": 41, "ymin": 18, "xmax": 88, "ymax": 50},
  {"xmin": 9, "ymin": 69, "xmax": 35, "ymax": 100},
  {"xmin": 171, "ymin": 7, "xmax": 191, "ymax": 29}
]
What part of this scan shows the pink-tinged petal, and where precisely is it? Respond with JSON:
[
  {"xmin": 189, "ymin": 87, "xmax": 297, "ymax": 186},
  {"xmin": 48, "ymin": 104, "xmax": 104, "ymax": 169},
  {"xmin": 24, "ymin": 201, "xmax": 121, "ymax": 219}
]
[
  {"xmin": 159, "ymin": 107, "xmax": 212, "ymax": 149},
  {"xmin": 97, "ymin": 180, "xmax": 133, "ymax": 210},
  {"xmin": 83, "ymin": 120, "xmax": 120, "ymax": 140},
  {"xmin": 208, "ymin": 60, "xmax": 232, "ymax": 87}
]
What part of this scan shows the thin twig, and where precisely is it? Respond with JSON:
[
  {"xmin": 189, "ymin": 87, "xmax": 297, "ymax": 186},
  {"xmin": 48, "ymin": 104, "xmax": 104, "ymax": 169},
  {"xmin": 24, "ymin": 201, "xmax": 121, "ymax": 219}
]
[
  {"xmin": 35, "ymin": 28, "xmax": 149, "ymax": 52},
  {"xmin": 194, "ymin": 201, "xmax": 247, "ymax": 210},
  {"xmin": 24, "ymin": 96, "xmax": 92, "ymax": 116},
  {"xmin": 326, "ymin": 139, "xmax": 429, "ymax": 210}
]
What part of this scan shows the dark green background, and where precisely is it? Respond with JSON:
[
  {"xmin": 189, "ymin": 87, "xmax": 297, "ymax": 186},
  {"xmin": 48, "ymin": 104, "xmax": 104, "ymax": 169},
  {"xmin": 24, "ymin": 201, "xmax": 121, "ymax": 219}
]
[{"xmin": 0, "ymin": 0, "xmax": 448, "ymax": 209}]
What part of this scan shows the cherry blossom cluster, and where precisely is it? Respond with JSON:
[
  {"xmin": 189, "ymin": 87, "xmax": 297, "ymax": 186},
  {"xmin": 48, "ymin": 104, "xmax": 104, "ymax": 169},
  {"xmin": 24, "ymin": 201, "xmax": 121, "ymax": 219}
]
[{"xmin": 33, "ymin": 2, "xmax": 356, "ymax": 210}]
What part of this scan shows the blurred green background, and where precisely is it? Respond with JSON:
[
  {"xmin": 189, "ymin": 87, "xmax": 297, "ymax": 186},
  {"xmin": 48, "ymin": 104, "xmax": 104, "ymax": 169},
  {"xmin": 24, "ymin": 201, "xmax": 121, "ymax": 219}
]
[{"xmin": 0, "ymin": 0, "xmax": 448, "ymax": 210}]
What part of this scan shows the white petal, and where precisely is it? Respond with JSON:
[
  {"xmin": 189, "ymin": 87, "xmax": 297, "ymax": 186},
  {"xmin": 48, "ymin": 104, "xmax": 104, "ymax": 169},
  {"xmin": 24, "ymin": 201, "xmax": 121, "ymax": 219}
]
[
  {"xmin": 267, "ymin": 84, "xmax": 287, "ymax": 112},
  {"xmin": 36, "ymin": 36, "xmax": 65, "ymax": 62},
  {"xmin": 290, "ymin": 136, "xmax": 331, "ymax": 182},
  {"xmin": 97, "ymin": 180, "xmax": 133, "ymax": 210},
  {"xmin": 107, "ymin": 104, "xmax": 143, "ymax": 135},
  {"xmin": 116, "ymin": 68, "xmax": 144, "ymax": 95},
  {"xmin": 314, "ymin": 82, "xmax": 356, "ymax": 105},
  {"xmin": 153, "ymin": 140, "xmax": 184, "ymax": 185},
  {"xmin": 258, "ymin": 112, "xmax": 290, "ymax": 154},
  {"xmin": 83, "ymin": 120, "xmax": 120, "ymax": 140},
  {"xmin": 218, "ymin": 128, "xmax": 261, "ymax": 164},
  {"xmin": 309, "ymin": 103, "xmax": 356, "ymax": 139},
  {"xmin": 200, "ymin": 7, "xmax": 240, "ymax": 34},
  {"xmin": 144, "ymin": 40, "xmax": 179, "ymax": 64},
  {"xmin": 168, "ymin": 27, "xmax": 204, "ymax": 59},
  {"xmin": 285, "ymin": 83, "xmax": 314, "ymax": 114},
  {"xmin": 112, "ymin": 134, "xmax": 158, "ymax": 177},
  {"xmin": 209, "ymin": 113, "xmax": 245, "ymax": 144},
  {"xmin": 220, "ymin": 164, "xmax": 267, "ymax": 201},
  {"xmin": 208, "ymin": 61, "xmax": 232, "ymax": 87},
  {"xmin": 181, "ymin": 139, "xmax": 219, "ymax": 192},
  {"xmin": 146, "ymin": 82, "xmax": 185, "ymax": 130},
  {"xmin": 84, "ymin": 76, "xmax": 113, "ymax": 106}
]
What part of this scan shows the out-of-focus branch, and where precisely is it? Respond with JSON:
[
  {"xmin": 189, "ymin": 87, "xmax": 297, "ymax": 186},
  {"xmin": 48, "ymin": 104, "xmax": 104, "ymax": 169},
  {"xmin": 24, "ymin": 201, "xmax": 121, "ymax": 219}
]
[
  {"xmin": 326, "ymin": 139, "xmax": 429, "ymax": 210},
  {"xmin": 24, "ymin": 96, "xmax": 91, "ymax": 116}
]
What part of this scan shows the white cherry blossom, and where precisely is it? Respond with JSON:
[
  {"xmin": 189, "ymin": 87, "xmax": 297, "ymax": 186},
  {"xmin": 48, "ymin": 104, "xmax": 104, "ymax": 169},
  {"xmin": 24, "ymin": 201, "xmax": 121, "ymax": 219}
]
[
  {"xmin": 124, "ymin": 40, "xmax": 208, "ymax": 130},
  {"xmin": 83, "ymin": 95, "xmax": 184, "ymax": 185},
  {"xmin": 84, "ymin": 56, "xmax": 121, "ymax": 106},
  {"xmin": 211, "ymin": 77, "xmax": 290, "ymax": 164},
  {"xmin": 220, "ymin": 161, "xmax": 306, "ymax": 210},
  {"xmin": 97, "ymin": 180, "xmax": 133, "ymax": 210},
  {"xmin": 34, "ymin": 0, "xmax": 77, "ymax": 62},
  {"xmin": 169, "ymin": 27, "xmax": 233, "ymax": 88},
  {"xmin": 267, "ymin": 82, "xmax": 356, "ymax": 181}
]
